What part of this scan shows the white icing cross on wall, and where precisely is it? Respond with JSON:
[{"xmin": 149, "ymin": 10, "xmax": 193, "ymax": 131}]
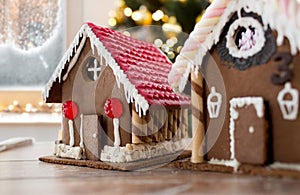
[{"xmin": 88, "ymin": 59, "xmax": 101, "ymax": 81}]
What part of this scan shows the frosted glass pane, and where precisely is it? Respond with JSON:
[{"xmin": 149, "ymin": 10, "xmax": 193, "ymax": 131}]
[{"xmin": 0, "ymin": 0, "xmax": 65, "ymax": 89}]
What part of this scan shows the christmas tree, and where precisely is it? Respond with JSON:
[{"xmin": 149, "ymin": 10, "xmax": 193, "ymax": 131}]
[{"xmin": 108, "ymin": 0, "xmax": 210, "ymax": 61}]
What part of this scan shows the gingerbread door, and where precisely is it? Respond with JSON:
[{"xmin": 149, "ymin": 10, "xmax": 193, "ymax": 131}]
[
  {"xmin": 229, "ymin": 97, "xmax": 269, "ymax": 165},
  {"xmin": 82, "ymin": 115, "xmax": 102, "ymax": 160}
]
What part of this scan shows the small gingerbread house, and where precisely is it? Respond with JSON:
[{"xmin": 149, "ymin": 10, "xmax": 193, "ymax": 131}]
[
  {"xmin": 169, "ymin": 0, "xmax": 300, "ymax": 171},
  {"xmin": 43, "ymin": 23, "xmax": 190, "ymax": 163}
]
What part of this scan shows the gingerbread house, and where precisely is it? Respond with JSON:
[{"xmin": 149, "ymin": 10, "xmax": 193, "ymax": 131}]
[
  {"xmin": 169, "ymin": 0, "xmax": 300, "ymax": 172},
  {"xmin": 43, "ymin": 23, "xmax": 190, "ymax": 165}
]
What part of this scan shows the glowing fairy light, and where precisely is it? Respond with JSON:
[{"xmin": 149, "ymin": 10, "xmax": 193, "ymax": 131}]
[
  {"xmin": 124, "ymin": 7, "xmax": 132, "ymax": 17},
  {"xmin": 152, "ymin": 10, "xmax": 164, "ymax": 21},
  {"xmin": 108, "ymin": 18, "xmax": 117, "ymax": 27}
]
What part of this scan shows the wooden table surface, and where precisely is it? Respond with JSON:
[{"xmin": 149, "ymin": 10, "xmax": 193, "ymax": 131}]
[{"xmin": 1, "ymin": 142, "xmax": 300, "ymax": 195}]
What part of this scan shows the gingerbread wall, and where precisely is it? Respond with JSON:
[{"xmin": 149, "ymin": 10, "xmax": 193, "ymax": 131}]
[
  {"xmin": 202, "ymin": 33, "xmax": 300, "ymax": 163},
  {"xmin": 61, "ymin": 38, "xmax": 132, "ymax": 149}
]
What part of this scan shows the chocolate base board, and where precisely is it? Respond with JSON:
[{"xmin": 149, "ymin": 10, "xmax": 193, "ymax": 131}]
[
  {"xmin": 39, "ymin": 150, "xmax": 191, "ymax": 171},
  {"xmin": 172, "ymin": 158, "xmax": 300, "ymax": 179}
]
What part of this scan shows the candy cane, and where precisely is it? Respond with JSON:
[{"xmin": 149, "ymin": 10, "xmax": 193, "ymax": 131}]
[{"xmin": 169, "ymin": 0, "xmax": 230, "ymax": 90}]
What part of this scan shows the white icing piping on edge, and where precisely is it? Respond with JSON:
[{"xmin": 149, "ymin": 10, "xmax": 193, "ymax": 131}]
[
  {"xmin": 62, "ymin": 34, "xmax": 87, "ymax": 81},
  {"xmin": 43, "ymin": 25, "xmax": 86, "ymax": 99},
  {"xmin": 226, "ymin": 17, "xmax": 266, "ymax": 59},
  {"xmin": 176, "ymin": 0, "xmax": 300, "ymax": 92},
  {"xmin": 209, "ymin": 158, "xmax": 240, "ymax": 172},
  {"xmin": 206, "ymin": 160, "xmax": 300, "ymax": 173},
  {"xmin": 270, "ymin": 162, "xmax": 300, "ymax": 172},
  {"xmin": 43, "ymin": 24, "xmax": 149, "ymax": 116}
]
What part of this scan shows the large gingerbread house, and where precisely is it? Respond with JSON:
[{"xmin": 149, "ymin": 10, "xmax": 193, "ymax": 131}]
[
  {"xmin": 43, "ymin": 23, "xmax": 190, "ymax": 165},
  {"xmin": 169, "ymin": 0, "xmax": 300, "ymax": 172}
]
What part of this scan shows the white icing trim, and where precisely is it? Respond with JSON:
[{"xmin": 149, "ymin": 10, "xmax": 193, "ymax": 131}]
[
  {"xmin": 174, "ymin": 0, "xmax": 300, "ymax": 91},
  {"xmin": 207, "ymin": 87, "xmax": 222, "ymax": 119},
  {"xmin": 277, "ymin": 82, "xmax": 299, "ymax": 120},
  {"xmin": 43, "ymin": 25, "xmax": 86, "ymax": 99},
  {"xmin": 68, "ymin": 120, "xmax": 74, "ymax": 147},
  {"xmin": 43, "ymin": 24, "xmax": 150, "ymax": 116},
  {"xmin": 208, "ymin": 160, "xmax": 300, "ymax": 173},
  {"xmin": 230, "ymin": 97, "xmax": 264, "ymax": 118},
  {"xmin": 79, "ymin": 114, "xmax": 84, "ymax": 148},
  {"xmin": 62, "ymin": 34, "xmax": 87, "ymax": 81},
  {"xmin": 229, "ymin": 97, "xmax": 264, "ymax": 170},
  {"xmin": 113, "ymin": 118, "xmax": 121, "ymax": 147},
  {"xmin": 270, "ymin": 162, "xmax": 300, "ymax": 172},
  {"xmin": 209, "ymin": 158, "xmax": 240, "ymax": 172},
  {"xmin": 226, "ymin": 17, "xmax": 265, "ymax": 58}
]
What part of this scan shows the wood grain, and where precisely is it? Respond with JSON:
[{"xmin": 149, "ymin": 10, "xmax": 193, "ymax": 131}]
[{"xmin": 1, "ymin": 142, "xmax": 300, "ymax": 194}]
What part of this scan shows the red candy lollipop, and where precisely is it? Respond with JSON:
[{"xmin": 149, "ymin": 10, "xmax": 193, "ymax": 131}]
[
  {"xmin": 104, "ymin": 98, "xmax": 123, "ymax": 119},
  {"xmin": 62, "ymin": 100, "xmax": 78, "ymax": 120},
  {"xmin": 62, "ymin": 100, "xmax": 78, "ymax": 147},
  {"xmin": 104, "ymin": 98, "xmax": 123, "ymax": 147}
]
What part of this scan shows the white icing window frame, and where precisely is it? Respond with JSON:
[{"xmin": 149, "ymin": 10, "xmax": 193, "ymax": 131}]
[{"xmin": 226, "ymin": 17, "xmax": 266, "ymax": 59}]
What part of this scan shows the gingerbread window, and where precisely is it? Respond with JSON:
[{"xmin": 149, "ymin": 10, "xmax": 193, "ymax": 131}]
[
  {"xmin": 226, "ymin": 17, "xmax": 265, "ymax": 59},
  {"xmin": 217, "ymin": 12, "xmax": 276, "ymax": 71},
  {"xmin": 85, "ymin": 56, "xmax": 101, "ymax": 81}
]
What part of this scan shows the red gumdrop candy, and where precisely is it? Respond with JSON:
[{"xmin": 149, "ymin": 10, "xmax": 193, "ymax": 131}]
[
  {"xmin": 62, "ymin": 100, "xmax": 78, "ymax": 120},
  {"xmin": 104, "ymin": 98, "xmax": 123, "ymax": 118}
]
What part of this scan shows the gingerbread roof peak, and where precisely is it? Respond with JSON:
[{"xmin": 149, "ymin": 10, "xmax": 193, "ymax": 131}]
[
  {"xmin": 43, "ymin": 23, "xmax": 190, "ymax": 116},
  {"xmin": 169, "ymin": 0, "xmax": 300, "ymax": 92}
]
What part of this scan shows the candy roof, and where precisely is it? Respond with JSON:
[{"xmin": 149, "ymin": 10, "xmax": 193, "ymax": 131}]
[
  {"xmin": 169, "ymin": 0, "xmax": 300, "ymax": 92},
  {"xmin": 43, "ymin": 23, "xmax": 190, "ymax": 116}
]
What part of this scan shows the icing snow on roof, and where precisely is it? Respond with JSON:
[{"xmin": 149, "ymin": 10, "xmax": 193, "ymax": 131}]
[
  {"xmin": 169, "ymin": 0, "xmax": 300, "ymax": 92},
  {"xmin": 44, "ymin": 22, "xmax": 190, "ymax": 116}
]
